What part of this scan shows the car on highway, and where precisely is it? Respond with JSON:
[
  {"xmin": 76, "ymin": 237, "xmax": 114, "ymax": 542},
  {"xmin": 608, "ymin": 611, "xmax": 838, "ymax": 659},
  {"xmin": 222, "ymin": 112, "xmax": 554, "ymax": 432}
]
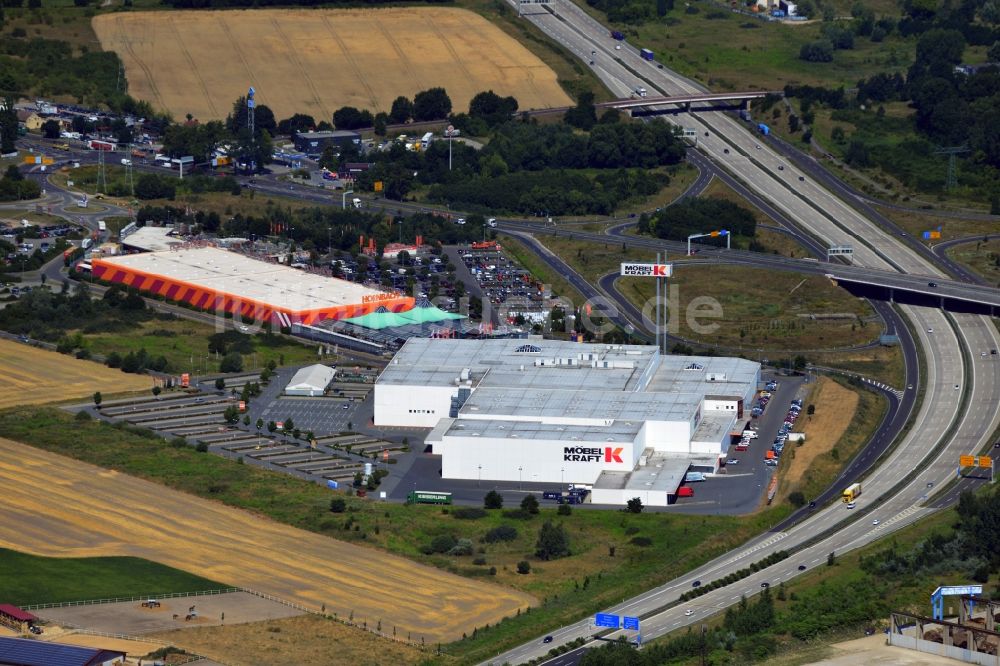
[
  {"xmin": 798, "ymin": 564, "xmax": 806, "ymax": 571},
  {"xmin": 194, "ymin": 398, "xmax": 204, "ymax": 403},
  {"xmin": 760, "ymin": 582, "xmax": 770, "ymax": 588},
  {"xmin": 685, "ymin": 609, "xmax": 694, "ymax": 616},
  {"xmin": 928, "ymin": 282, "xmax": 938, "ymax": 287},
  {"xmin": 692, "ymin": 580, "xmax": 701, "ymax": 587},
  {"xmin": 927, "ymin": 327, "xmax": 934, "ymax": 333},
  {"xmin": 777, "ymin": 165, "xmax": 784, "ymax": 170},
  {"xmin": 846, "ymin": 501, "xmax": 856, "ymax": 509},
  {"xmin": 543, "ymin": 636, "xmax": 553, "ymax": 644},
  {"xmin": 872, "ymin": 519, "xmax": 880, "ymax": 526}
]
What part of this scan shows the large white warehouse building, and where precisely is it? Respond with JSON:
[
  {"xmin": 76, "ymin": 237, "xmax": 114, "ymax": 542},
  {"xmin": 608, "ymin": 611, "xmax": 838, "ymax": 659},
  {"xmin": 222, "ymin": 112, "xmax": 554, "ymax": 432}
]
[{"xmin": 374, "ymin": 338, "xmax": 760, "ymax": 505}]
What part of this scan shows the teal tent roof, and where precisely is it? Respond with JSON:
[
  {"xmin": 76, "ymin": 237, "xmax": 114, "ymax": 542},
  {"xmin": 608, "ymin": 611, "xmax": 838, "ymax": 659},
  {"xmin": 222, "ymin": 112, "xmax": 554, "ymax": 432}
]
[{"xmin": 344, "ymin": 301, "xmax": 466, "ymax": 330}]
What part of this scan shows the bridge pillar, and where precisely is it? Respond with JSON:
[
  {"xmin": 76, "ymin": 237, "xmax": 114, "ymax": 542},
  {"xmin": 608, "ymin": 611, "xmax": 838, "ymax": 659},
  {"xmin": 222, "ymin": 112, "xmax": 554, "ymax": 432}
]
[
  {"xmin": 740, "ymin": 99, "xmax": 749, "ymax": 110},
  {"xmin": 684, "ymin": 102, "xmax": 691, "ymax": 112}
]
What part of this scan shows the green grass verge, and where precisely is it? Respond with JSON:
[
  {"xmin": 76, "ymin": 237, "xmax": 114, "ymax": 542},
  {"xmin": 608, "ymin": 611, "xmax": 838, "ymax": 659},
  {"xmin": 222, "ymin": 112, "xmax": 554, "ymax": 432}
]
[
  {"xmin": 0, "ymin": 406, "xmax": 798, "ymax": 663},
  {"xmin": 0, "ymin": 547, "xmax": 222, "ymax": 607},
  {"xmin": 83, "ymin": 316, "xmax": 319, "ymax": 374}
]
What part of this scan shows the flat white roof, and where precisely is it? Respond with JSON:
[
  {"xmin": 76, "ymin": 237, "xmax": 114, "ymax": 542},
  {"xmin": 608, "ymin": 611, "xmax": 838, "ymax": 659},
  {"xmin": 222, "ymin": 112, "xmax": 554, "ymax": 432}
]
[
  {"xmin": 121, "ymin": 226, "xmax": 184, "ymax": 252},
  {"xmin": 444, "ymin": 418, "xmax": 643, "ymax": 443},
  {"xmin": 461, "ymin": 387, "xmax": 699, "ymax": 423},
  {"xmin": 97, "ymin": 246, "xmax": 387, "ymax": 312},
  {"xmin": 593, "ymin": 452, "xmax": 689, "ymax": 494},
  {"xmin": 378, "ymin": 338, "xmax": 658, "ymax": 392}
]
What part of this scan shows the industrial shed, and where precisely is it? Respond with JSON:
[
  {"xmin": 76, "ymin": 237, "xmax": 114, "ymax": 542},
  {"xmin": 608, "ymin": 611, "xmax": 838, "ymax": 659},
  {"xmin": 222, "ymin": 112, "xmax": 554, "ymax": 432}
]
[
  {"xmin": 285, "ymin": 364, "xmax": 336, "ymax": 396},
  {"xmin": 90, "ymin": 246, "xmax": 413, "ymax": 327}
]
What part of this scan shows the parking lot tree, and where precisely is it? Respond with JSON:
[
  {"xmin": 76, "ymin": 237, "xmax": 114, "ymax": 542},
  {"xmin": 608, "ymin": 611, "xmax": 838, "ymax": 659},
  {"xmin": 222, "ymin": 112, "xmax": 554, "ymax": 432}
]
[
  {"xmin": 520, "ymin": 494, "xmax": 540, "ymax": 515},
  {"xmin": 219, "ymin": 352, "xmax": 243, "ymax": 373},
  {"xmin": 215, "ymin": 377, "xmax": 226, "ymax": 391},
  {"xmin": 277, "ymin": 113, "xmax": 316, "ymax": 136},
  {"xmin": 223, "ymin": 405, "xmax": 240, "ymax": 423},
  {"xmin": 564, "ymin": 91, "xmax": 597, "ymax": 131},
  {"xmin": 41, "ymin": 119, "xmax": 61, "ymax": 139},
  {"xmin": 373, "ymin": 112, "xmax": 388, "ymax": 137},
  {"xmin": 267, "ymin": 420, "xmax": 277, "ymax": 433},
  {"xmin": 484, "ymin": 490, "xmax": 504, "ymax": 510},
  {"xmin": 284, "ymin": 417, "xmax": 294, "ymax": 431},
  {"xmin": 468, "ymin": 90, "xmax": 519, "ymax": 128},
  {"xmin": 389, "ymin": 96, "xmax": 414, "ymax": 124},
  {"xmin": 413, "ymin": 87, "xmax": 452, "ymax": 121},
  {"xmin": 353, "ymin": 471, "xmax": 363, "ymax": 487},
  {"xmin": 333, "ymin": 106, "xmax": 374, "ymax": 130},
  {"xmin": 256, "ymin": 417, "xmax": 264, "ymax": 431},
  {"xmin": 626, "ymin": 497, "xmax": 644, "ymax": 514},
  {"xmin": 242, "ymin": 414, "xmax": 250, "ymax": 426},
  {"xmin": 535, "ymin": 520, "xmax": 571, "ymax": 560}
]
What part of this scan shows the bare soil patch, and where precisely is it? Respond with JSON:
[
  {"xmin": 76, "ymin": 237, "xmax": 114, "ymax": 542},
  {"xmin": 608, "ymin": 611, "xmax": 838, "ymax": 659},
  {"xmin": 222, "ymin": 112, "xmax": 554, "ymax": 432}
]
[
  {"xmin": 0, "ymin": 338, "xmax": 150, "ymax": 409},
  {"xmin": 0, "ymin": 438, "xmax": 533, "ymax": 643},
  {"xmin": 783, "ymin": 377, "xmax": 858, "ymax": 489},
  {"xmin": 149, "ymin": 614, "xmax": 429, "ymax": 666},
  {"xmin": 93, "ymin": 8, "xmax": 573, "ymax": 121},
  {"xmin": 38, "ymin": 592, "xmax": 303, "ymax": 636}
]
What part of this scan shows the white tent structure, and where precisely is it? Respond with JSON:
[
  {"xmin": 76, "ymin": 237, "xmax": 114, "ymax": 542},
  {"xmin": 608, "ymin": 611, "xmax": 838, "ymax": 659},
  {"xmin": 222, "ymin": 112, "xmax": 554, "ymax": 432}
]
[{"xmin": 284, "ymin": 364, "xmax": 336, "ymax": 397}]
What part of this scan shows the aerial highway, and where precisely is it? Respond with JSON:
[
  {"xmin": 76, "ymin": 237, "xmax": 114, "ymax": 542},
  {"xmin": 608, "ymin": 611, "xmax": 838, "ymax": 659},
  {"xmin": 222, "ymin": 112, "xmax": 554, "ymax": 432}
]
[{"xmin": 482, "ymin": 1, "xmax": 1000, "ymax": 663}]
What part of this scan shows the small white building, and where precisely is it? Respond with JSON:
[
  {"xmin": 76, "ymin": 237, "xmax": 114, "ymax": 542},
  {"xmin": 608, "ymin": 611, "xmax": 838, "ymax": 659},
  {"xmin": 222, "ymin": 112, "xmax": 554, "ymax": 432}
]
[{"xmin": 285, "ymin": 364, "xmax": 336, "ymax": 397}]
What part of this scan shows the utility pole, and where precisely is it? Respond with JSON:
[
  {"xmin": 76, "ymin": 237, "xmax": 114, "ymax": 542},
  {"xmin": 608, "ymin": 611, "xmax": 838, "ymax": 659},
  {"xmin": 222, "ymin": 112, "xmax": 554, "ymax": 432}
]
[
  {"xmin": 933, "ymin": 146, "xmax": 969, "ymax": 191},
  {"xmin": 96, "ymin": 148, "xmax": 106, "ymax": 194}
]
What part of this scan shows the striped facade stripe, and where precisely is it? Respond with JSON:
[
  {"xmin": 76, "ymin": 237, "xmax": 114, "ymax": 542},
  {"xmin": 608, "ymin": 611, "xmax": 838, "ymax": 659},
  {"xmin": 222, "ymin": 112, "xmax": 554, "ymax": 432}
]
[{"xmin": 90, "ymin": 257, "xmax": 414, "ymax": 327}]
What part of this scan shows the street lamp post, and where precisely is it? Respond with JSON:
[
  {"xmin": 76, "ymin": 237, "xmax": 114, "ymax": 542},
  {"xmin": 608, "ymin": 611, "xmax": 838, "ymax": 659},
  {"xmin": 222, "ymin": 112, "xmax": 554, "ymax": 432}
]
[
  {"xmin": 518, "ymin": 466, "xmax": 523, "ymax": 491},
  {"xmin": 561, "ymin": 468, "xmax": 565, "ymax": 486},
  {"xmin": 478, "ymin": 464, "xmax": 482, "ymax": 487},
  {"xmin": 446, "ymin": 125, "xmax": 454, "ymax": 171},
  {"xmin": 341, "ymin": 188, "xmax": 354, "ymax": 210}
]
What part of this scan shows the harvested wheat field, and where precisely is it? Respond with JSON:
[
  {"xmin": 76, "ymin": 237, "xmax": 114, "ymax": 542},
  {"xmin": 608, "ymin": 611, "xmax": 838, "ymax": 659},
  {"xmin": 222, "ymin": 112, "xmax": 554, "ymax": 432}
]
[
  {"xmin": 0, "ymin": 338, "xmax": 150, "ymax": 408},
  {"xmin": 93, "ymin": 8, "xmax": 573, "ymax": 122},
  {"xmin": 0, "ymin": 438, "xmax": 533, "ymax": 642}
]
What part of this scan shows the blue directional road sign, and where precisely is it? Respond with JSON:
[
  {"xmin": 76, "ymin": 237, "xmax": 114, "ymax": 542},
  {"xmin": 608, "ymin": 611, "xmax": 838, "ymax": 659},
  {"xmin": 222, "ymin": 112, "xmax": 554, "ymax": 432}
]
[
  {"xmin": 595, "ymin": 613, "xmax": 621, "ymax": 628},
  {"xmin": 623, "ymin": 616, "xmax": 640, "ymax": 631}
]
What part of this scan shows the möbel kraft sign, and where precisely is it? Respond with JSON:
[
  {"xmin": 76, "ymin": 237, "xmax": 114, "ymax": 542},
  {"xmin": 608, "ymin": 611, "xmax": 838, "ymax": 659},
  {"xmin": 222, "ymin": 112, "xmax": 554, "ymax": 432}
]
[
  {"xmin": 620, "ymin": 263, "xmax": 673, "ymax": 277},
  {"xmin": 564, "ymin": 446, "xmax": 624, "ymax": 463}
]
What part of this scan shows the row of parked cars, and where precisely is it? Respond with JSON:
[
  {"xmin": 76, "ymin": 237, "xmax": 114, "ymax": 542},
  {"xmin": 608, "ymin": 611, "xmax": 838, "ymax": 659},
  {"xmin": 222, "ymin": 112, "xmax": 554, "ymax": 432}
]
[
  {"xmin": 767, "ymin": 398, "xmax": 804, "ymax": 465},
  {"xmin": 750, "ymin": 380, "xmax": 779, "ymax": 418}
]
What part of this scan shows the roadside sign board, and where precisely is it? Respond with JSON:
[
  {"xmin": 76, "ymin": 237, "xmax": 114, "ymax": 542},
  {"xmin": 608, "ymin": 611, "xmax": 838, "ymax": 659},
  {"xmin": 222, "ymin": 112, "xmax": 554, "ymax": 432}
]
[
  {"xmin": 623, "ymin": 616, "xmax": 640, "ymax": 631},
  {"xmin": 979, "ymin": 456, "xmax": 993, "ymax": 468},
  {"xmin": 595, "ymin": 613, "xmax": 620, "ymax": 628},
  {"xmin": 620, "ymin": 263, "xmax": 672, "ymax": 278},
  {"xmin": 960, "ymin": 455, "xmax": 976, "ymax": 467}
]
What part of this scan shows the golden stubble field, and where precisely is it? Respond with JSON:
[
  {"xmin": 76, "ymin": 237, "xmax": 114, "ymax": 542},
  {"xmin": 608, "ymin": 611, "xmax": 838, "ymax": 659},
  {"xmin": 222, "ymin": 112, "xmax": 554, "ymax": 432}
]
[
  {"xmin": 0, "ymin": 338, "xmax": 151, "ymax": 408},
  {"xmin": 0, "ymin": 438, "xmax": 533, "ymax": 642},
  {"xmin": 93, "ymin": 8, "xmax": 573, "ymax": 122}
]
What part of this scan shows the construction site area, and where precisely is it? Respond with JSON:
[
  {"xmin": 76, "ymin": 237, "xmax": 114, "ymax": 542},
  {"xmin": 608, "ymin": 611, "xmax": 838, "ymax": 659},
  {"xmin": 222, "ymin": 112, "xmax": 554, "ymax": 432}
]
[{"xmin": 889, "ymin": 587, "xmax": 1000, "ymax": 664}]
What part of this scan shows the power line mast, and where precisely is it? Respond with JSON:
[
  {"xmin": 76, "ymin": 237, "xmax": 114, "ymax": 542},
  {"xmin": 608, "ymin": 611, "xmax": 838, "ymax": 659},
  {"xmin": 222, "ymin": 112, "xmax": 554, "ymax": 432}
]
[
  {"xmin": 96, "ymin": 148, "xmax": 107, "ymax": 194},
  {"xmin": 246, "ymin": 86, "xmax": 256, "ymax": 174},
  {"xmin": 124, "ymin": 144, "xmax": 135, "ymax": 196},
  {"xmin": 933, "ymin": 145, "xmax": 969, "ymax": 191}
]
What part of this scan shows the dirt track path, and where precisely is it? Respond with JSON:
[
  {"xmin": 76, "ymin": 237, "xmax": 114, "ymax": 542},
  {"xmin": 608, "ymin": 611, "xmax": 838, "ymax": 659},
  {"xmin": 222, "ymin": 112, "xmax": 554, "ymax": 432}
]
[{"xmin": 0, "ymin": 438, "xmax": 533, "ymax": 642}]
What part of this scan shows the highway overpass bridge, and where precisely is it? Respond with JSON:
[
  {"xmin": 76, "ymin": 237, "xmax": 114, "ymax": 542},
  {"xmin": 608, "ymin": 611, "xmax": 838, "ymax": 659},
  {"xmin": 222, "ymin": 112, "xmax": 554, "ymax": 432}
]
[
  {"xmin": 607, "ymin": 91, "xmax": 780, "ymax": 116},
  {"xmin": 826, "ymin": 269, "xmax": 1000, "ymax": 317}
]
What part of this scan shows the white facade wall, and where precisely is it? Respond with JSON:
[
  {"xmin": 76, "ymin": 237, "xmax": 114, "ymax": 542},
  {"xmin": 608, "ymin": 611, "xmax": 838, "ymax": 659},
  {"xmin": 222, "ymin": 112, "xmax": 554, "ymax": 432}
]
[
  {"xmin": 639, "ymin": 420, "xmax": 694, "ymax": 453},
  {"xmin": 374, "ymin": 384, "xmax": 455, "ymax": 427},
  {"xmin": 703, "ymin": 397, "xmax": 741, "ymax": 412},
  {"xmin": 591, "ymin": 488, "xmax": 669, "ymax": 507},
  {"xmin": 458, "ymin": 412, "xmax": 611, "ymax": 427},
  {"xmin": 439, "ymin": 436, "xmax": 638, "ymax": 484}
]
